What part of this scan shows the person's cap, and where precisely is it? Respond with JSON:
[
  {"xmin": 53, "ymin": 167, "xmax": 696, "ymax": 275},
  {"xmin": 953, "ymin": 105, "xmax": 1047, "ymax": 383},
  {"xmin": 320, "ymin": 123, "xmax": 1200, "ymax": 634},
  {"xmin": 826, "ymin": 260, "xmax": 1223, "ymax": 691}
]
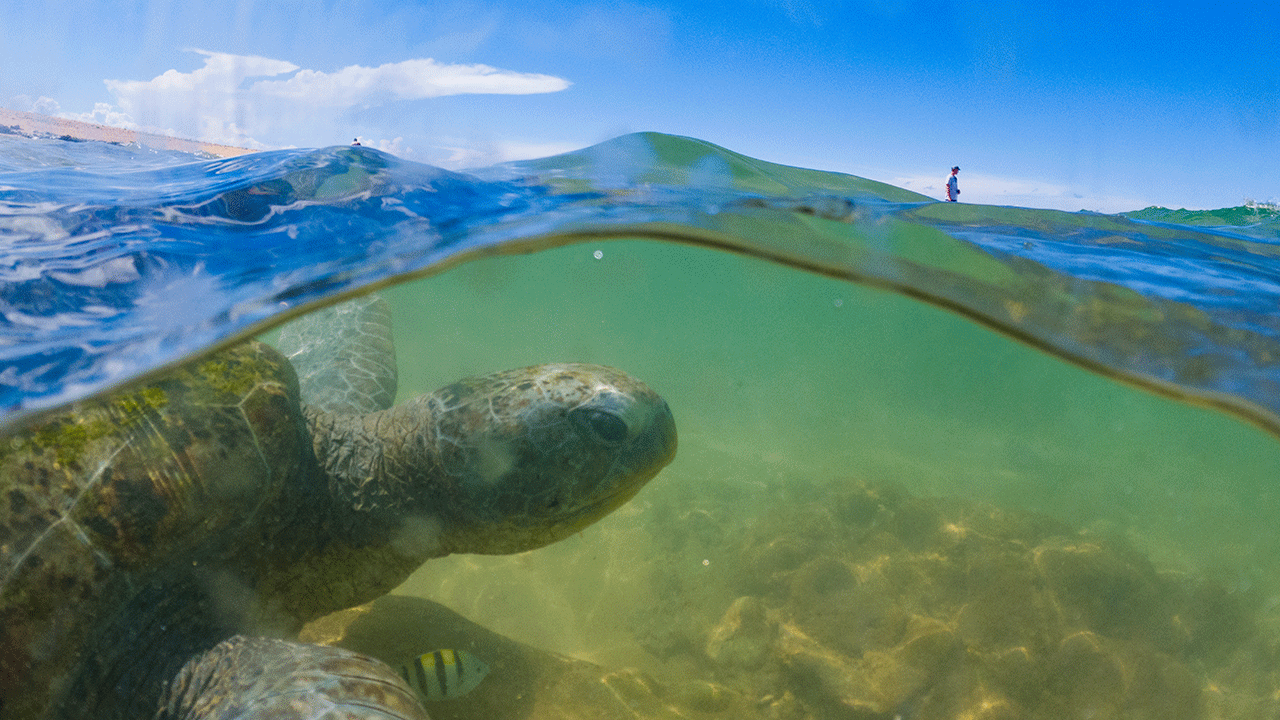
[{"xmin": 952, "ymin": 166, "xmax": 960, "ymax": 171}]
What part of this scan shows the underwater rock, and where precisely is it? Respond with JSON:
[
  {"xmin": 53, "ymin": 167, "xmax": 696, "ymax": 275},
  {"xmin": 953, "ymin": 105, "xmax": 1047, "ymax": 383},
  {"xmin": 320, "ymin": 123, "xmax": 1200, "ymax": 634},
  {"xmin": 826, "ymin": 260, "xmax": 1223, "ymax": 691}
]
[
  {"xmin": 1033, "ymin": 539, "xmax": 1168, "ymax": 640},
  {"xmin": 303, "ymin": 478, "xmax": 1280, "ymax": 720},
  {"xmin": 776, "ymin": 619, "xmax": 903, "ymax": 717},
  {"xmin": 629, "ymin": 594, "xmax": 710, "ymax": 662},
  {"xmin": 705, "ymin": 595, "xmax": 775, "ymax": 670},
  {"xmin": 668, "ymin": 678, "xmax": 737, "ymax": 713},
  {"xmin": 628, "ymin": 477, "xmax": 1280, "ymax": 720},
  {"xmin": 1048, "ymin": 631, "xmax": 1126, "ymax": 712},
  {"xmin": 745, "ymin": 537, "xmax": 813, "ymax": 591},
  {"xmin": 891, "ymin": 614, "xmax": 962, "ymax": 680},
  {"xmin": 303, "ymin": 594, "xmax": 767, "ymax": 720},
  {"xmin": 601, "ymin": 670, "xmax": 748, "ymax": 717}
]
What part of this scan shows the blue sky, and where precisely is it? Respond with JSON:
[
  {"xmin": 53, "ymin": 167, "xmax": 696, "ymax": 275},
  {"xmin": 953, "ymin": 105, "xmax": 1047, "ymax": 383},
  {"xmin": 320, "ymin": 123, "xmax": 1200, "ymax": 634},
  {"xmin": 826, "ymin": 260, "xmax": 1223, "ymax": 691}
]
[{"xmin": 1, "ymin": 0, "xmax": 1276, "ymax": 212}]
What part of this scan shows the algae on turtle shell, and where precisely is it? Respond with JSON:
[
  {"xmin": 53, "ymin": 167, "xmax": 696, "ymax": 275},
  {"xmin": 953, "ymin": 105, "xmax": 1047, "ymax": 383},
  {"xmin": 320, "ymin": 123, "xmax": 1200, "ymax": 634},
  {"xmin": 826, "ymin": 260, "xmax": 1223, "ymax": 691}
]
[{"xmin": 0, "ymin": 329, "xmax": 677, "ymax": 720}]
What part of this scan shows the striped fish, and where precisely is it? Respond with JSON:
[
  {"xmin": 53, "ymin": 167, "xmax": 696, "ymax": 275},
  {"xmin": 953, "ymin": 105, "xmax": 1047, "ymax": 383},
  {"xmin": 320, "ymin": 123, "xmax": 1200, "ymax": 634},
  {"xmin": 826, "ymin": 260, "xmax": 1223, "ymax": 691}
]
[{"xmin": 399, "ymin": 648, "xmax": 490, "ymax": 701}]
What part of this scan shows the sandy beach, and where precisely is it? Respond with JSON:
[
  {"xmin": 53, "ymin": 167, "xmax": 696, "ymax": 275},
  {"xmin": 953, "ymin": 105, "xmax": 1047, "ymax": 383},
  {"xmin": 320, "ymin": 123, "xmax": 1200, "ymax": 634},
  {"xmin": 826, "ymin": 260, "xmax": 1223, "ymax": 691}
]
[{"xmin": 0, "ymin": 107, "xmax": 254, "ymax": 158}]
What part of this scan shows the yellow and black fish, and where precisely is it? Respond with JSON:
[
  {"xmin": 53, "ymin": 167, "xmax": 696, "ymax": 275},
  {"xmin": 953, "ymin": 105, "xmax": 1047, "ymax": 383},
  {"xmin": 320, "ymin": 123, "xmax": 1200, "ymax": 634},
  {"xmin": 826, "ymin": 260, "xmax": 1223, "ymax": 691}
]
[{"xmin": 399, "ymin": 649, "xmax": 490, "ymax": 701}]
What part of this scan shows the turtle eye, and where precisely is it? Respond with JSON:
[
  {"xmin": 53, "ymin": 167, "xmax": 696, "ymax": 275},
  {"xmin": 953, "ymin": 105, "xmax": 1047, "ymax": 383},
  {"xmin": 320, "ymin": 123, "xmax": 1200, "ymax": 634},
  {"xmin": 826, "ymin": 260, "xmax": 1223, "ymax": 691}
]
[{"xmin": 574, "ymin": 408, "xmax": 629, "ymax": 444}]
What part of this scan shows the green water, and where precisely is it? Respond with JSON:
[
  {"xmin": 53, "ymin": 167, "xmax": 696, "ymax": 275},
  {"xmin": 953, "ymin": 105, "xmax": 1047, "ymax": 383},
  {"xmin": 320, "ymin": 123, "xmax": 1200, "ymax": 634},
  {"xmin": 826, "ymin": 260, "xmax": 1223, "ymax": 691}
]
[{"xmin": 383, "ymin": 238, "xmax": 1280, "ymax": 670}]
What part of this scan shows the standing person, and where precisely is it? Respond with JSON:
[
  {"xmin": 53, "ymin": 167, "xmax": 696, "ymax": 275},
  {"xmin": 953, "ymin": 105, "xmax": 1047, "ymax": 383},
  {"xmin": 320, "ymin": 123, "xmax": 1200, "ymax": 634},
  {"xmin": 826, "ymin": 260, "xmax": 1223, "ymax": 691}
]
[{"xmin": 946, "ymin": 166, "xmax": 960, "ymax": 202}]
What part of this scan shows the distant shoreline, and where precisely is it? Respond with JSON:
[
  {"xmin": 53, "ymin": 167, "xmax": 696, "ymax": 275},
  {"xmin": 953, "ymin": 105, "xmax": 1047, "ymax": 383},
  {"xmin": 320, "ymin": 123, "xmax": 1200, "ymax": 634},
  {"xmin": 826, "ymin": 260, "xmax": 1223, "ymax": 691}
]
[{"xmin": 0, "ymin": 107, "xmax": 255, "ymax": 158}]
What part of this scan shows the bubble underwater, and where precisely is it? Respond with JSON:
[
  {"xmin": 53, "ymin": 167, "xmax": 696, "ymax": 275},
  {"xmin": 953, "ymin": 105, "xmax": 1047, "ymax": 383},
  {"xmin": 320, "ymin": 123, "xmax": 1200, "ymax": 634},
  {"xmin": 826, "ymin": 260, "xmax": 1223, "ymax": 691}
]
[{"xmin": 4, "ymin": 129, "xmax": 1280, "ymax": 719}]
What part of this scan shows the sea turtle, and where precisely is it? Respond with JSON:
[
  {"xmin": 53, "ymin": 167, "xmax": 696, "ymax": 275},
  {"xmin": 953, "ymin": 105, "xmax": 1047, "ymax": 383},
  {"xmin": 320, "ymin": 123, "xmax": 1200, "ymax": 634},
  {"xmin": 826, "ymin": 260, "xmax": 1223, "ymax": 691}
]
[{"xmin": 0, "ymin": 294, "xmax": 677, "ymax": 720}]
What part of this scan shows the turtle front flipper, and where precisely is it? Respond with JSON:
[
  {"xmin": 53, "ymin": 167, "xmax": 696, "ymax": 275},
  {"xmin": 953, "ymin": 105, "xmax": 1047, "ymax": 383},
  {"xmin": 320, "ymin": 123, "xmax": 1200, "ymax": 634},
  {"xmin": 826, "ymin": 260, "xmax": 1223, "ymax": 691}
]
[
  {"xmin": 275, "ymin": 294, "xmax": 398, "ymax": 415},
  {"xmin": 158, "ymin": 636, "xmax": 428, "ymax": 720}
]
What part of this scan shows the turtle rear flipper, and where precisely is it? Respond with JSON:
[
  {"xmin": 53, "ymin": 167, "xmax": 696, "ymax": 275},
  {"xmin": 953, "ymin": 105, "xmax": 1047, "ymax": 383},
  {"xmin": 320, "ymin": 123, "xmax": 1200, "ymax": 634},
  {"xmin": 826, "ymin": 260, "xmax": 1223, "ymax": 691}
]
[
  {"xmin": 159, "ymin": 636, "xmax": 427, "ymax": 720},
  {"xmin": 276, "ymin": 294, "xmax": 398, "ymax": 415}
]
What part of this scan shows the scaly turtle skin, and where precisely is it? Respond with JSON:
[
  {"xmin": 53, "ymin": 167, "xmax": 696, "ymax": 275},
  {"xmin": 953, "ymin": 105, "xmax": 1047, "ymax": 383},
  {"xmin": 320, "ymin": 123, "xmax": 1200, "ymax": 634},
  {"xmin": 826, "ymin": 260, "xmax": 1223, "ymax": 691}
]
[{"xmin": 0, "ymin": 306, "xmax": 676, "ymax": 719}]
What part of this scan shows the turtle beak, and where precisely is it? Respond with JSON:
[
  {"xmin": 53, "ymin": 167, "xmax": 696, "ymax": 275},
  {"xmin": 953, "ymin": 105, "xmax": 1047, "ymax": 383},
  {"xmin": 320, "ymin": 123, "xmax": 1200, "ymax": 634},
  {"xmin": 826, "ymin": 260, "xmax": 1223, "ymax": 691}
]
[
  {"xmin": 648, "ymin": 399, "xmax": 678, "ymax": 468},
  {"xmin": 583, "ymin": 396, "xmax": 677, "ymax": 519}
]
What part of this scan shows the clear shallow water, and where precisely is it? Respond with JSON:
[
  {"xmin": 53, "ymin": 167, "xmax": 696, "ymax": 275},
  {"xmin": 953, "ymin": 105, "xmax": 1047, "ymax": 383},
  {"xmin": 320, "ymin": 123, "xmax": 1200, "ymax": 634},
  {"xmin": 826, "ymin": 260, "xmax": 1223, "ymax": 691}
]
[
  {"xmin": 377, "ymin": 241, "xmax": 1280, "ymax": 718},
  {"xmin": 380, "ymin": 238, "xmax": 1279, "ymax": 607},
  {"xmin": 5, "ymin": 132, "xmax": 1280, "ymax": 718}
]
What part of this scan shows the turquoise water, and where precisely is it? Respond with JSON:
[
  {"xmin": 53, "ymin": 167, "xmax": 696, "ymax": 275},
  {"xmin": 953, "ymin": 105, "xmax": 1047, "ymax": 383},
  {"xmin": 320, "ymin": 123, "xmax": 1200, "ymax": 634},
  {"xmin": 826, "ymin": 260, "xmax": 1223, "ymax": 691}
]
[
  {"xmin": 5, "ymin": 131, "xmax": 1280, "ymax": 718},
  {"xmin": 385, "ymin": 238, "xmax": 1279, "ymax": 613},
  {"xmin": 381, "ymin": 239, "xmax": 1280, "ymax": 718}
]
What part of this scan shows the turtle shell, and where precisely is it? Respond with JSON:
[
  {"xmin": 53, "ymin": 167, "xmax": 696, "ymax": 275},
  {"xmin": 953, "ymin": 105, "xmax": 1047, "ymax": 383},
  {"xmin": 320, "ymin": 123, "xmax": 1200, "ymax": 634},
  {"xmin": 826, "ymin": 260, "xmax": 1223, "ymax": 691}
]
[{"xmin": 0, "ymin": 340, "xmax": 312, "ymax": 720}]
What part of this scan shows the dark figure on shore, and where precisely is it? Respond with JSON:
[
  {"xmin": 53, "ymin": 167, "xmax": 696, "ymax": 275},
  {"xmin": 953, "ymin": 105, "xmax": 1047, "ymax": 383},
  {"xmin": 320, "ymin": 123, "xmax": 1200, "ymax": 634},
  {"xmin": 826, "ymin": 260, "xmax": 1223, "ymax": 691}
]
[{"xmin": 946, "ymin": 166, "xmax": 960, "ymax": 202}]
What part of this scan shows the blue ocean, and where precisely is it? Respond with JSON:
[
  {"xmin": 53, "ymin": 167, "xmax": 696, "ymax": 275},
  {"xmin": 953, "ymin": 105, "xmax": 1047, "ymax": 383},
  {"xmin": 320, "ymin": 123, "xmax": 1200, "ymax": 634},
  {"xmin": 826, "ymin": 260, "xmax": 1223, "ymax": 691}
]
[{"xmin": 4, "ymin": 131, "xmax": 1280, "ymax": 719}]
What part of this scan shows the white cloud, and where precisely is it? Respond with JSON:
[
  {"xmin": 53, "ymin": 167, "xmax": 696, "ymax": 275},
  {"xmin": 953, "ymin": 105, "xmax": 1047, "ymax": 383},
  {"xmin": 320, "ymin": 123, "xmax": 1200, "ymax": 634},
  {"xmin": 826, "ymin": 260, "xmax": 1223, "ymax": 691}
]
[
  {"xmin": 250, "ymin": 58, "xmax": 570, "ymax": 106},
  {"xmin": 342, "ymin": 133, "xmax": 582, "ymax": 169},
  {"xmin": 375, "ymin": 137, "xmax": 409, "ymax": 155},
  {"xmin": 106, "ymin": 50, "xmax": 299, "ymax": 99},
  {"xmin": 358, "ymin": 136, "xmax": 414, "ymax": 157},
  {"xmin": 63, "ymin": 49, "xmax": 571, "ymax": 150},
  {"xmin": 431, "ymin": 139, "xmax": 585, "ymax": 169},
  {"xmin": 6, "ymin": 95, "xmax": 63, "ymax": 115},
  {"xmin": 63, "ymin": 102, "xmax": 139, "ymax": 130}
]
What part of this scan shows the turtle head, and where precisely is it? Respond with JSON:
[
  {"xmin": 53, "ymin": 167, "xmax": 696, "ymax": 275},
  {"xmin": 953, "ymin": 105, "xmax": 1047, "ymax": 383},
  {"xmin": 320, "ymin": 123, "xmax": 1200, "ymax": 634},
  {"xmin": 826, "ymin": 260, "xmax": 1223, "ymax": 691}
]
[{"xmin": 423, "ymin": 363, "xmax": 677, "ymax": 555}]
